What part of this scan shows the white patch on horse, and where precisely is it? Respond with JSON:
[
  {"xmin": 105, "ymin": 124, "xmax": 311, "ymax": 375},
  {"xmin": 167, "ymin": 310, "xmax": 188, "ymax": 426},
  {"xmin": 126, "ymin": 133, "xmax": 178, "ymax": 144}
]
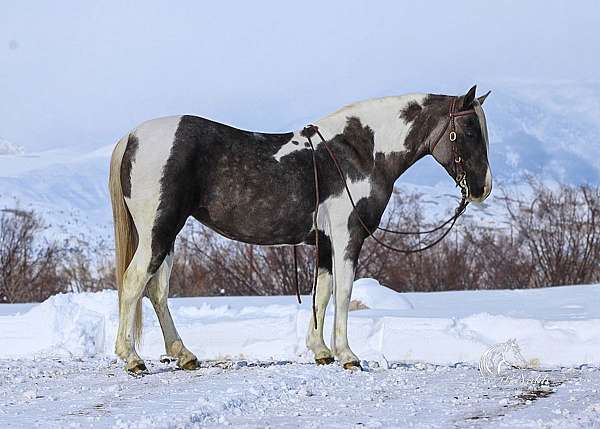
[
  {"xmin": 273, "ymin": 94, "xmax": 427, "ymax": 162},
  {"xmin": 272, "ymin": 131, "xmax": 306, "ymax": 161},
  {"xmin": 473, "ymin": 99, "xmax": 489, "ymax": 150},
  {"xmin": 306, "ymin": 268, "xmax": 334, "ymax": 360},
  {"xmin": 330, "ymin": 249, "xmax": 359, "ymax": 364},
  {"xmin": 315, "ymin": 94, "xmax": 427, "ymax": 156},
  {"xmin": 482, "ymin": 167, "xmax": 493, "ymax": 201},
  {"xmin": 317, "ymin": 178, "xmax": 372, "ymax": 240},
  {"xmin": 127, "ymin": 116, "xmax": 182, "ymax": 228},
  {"xmin": 315, "ymin": 177, "xmax": 371, "ymax": 365},
  {"xmin": 473, "ymin": 100, "xmax": 493, "ymax": 200}
]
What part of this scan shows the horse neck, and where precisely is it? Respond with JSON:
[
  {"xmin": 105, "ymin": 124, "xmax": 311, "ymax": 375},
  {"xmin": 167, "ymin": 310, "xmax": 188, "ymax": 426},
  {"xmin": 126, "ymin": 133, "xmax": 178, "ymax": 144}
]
[{"xmin": 313, "ymin": 93, "xmax": 430, "ymax": 181}]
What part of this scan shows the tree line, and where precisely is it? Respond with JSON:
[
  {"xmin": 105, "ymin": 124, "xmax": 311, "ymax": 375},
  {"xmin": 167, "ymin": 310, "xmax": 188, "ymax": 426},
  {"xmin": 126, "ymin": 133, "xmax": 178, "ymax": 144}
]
[{"xmin": 1, "ymin": 181, "xmax": 599, "ymax": 302}]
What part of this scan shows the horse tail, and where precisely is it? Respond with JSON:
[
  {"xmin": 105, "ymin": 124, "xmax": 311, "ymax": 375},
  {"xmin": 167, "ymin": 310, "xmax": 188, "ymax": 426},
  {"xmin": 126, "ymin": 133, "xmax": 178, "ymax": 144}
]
[{"xmin": 109, "ymin": 134, "xmax": 142, "ymax": 346}]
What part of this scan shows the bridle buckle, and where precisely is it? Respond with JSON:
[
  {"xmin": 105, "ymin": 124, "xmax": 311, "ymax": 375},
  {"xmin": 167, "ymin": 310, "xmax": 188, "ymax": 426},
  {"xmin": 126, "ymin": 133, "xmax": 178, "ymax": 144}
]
[{"xmin": 449, "ymin": 131, "xmax": 457, "ymax": 142}]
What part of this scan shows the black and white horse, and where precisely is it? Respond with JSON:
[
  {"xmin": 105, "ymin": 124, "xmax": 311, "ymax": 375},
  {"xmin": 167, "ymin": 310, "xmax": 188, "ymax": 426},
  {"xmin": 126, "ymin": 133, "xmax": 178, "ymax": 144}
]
[{"xmin": 109, "ymin": 85, "xmax": 492, "ymax": 374}]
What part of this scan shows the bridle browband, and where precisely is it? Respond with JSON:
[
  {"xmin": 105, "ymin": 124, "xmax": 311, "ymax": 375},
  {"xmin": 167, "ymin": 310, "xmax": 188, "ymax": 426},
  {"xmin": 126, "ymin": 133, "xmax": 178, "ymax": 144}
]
[{"xmin": 294, "ymin": 96, "xmax": 478, "ymax": 328}]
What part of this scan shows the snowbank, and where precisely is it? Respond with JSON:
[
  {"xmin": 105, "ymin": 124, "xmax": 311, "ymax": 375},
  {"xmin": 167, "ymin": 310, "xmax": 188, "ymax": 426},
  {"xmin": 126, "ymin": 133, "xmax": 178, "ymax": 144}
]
[
  {"xmin": 1, "ymin": 279, "xmax": 599, "ymax": 368},
  {"xmin": 352, "ymin": 278, "xmax": 413, "ymax": 310}
]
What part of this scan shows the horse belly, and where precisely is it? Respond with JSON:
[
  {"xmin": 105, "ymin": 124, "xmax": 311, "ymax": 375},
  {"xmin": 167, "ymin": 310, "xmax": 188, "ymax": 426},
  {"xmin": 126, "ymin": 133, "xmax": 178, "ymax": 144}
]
[{"xmin": 194, "ymin": 171, "xmax": 315, "ymax": 245}]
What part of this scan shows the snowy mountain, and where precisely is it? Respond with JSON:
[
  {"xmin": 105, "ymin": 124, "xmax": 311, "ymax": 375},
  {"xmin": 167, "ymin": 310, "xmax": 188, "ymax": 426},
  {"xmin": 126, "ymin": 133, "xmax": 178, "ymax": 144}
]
[
  {"xmin": 0, "ymin": 83, "xmax": 598, "ymax": 241},
  {"xmin": 0, "ymin": 145, "xmax": 113, "ymax": 244}
]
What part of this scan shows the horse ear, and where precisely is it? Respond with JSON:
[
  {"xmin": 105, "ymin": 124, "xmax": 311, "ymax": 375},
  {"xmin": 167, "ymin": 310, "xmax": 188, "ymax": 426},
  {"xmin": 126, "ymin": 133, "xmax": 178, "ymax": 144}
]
[
  {"xmin": 462, "ymin": 85, "xmax": 477, "ymax": 109},
  {"xmin": 477, "ymin": 90, "xmax": 491, "ymax": 105}
]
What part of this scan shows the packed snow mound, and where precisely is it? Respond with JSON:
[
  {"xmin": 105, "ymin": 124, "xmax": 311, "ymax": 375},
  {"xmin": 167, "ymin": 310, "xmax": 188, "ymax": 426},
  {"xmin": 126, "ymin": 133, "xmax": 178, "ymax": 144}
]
[
  {"xmin": 1, "ymin": 282, "xmax": 600, "ymax": 367},
  {"xmin": 0, "ymin": 138, "xmax": 24, "ymax": 155},
  {"xmin": 3, "ymin": 290, "xmax": 118, "ymax": 357},
  {"xmin": 351, "ymin": 278, "xmax": 413, "ymax": 310}
]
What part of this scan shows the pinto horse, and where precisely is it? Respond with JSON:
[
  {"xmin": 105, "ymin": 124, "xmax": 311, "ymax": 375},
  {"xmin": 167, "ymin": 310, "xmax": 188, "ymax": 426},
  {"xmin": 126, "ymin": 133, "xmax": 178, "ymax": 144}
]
[{"xmin": 109, "ymin": 85, "xmax": 492, "ymax": 374}]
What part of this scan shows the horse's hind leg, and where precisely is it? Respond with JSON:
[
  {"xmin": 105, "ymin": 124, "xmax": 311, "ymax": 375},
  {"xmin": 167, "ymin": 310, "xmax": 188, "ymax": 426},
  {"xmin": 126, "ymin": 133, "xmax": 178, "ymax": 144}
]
[
  {"xmin": 115, "ymin": 234, "xmax": 154, "ymax": 374},
  {"xmin": 146, "ymin": 252, "xmax": 199, "ymax": 370},
  {"xmin": 306, "ymin": 234, "xmax": 335, "ymax": 365}
]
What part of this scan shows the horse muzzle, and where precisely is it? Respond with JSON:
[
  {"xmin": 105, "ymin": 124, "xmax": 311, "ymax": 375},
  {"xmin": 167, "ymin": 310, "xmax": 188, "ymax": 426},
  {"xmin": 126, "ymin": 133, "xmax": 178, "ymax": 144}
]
[{"xmin": 468, "ymin": 167, "xmax": 492, "ymax": 203}]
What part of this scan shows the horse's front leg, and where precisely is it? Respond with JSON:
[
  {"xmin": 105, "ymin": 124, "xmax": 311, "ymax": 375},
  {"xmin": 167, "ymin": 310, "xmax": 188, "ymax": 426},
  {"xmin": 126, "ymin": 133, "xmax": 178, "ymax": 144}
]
[
  {"xmin": 306, "ymin": 233, "xmax": 334, "ymax": 364},
  {"xmin": 306, "ymin": 268, "xmax": 334, "ymax": 364},
  {"xmin": 330, "ymin": 233, "xmax": 363, "ymax": 370}
]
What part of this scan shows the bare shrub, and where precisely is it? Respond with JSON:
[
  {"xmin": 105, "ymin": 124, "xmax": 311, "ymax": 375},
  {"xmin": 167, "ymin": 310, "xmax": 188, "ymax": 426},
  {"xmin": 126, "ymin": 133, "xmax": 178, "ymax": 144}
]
[
  {"xmin": 60, "ymin": 238, "xmax": 116, "ymax": 293},
  {"xmin": 358, "ymin": 182, "xmax": 600, "ymax": 291},
  {"xmin": 357, "ymin": 191, "xmax": 482, "ymax": 292},
  {"xmin": 3, "ymin": 181, "xmax": 600, "ymax": 302},
  {"xmin": 462, "ymin": 228, "xmax": 534, "ymax": 289},
  {"xmin": 501, "ymin": 181, "xmax": 600, "ymax": 287},
  {"xmin": 0, "ymin": 209, "xmax": 63, "ymax": 303},
  {"xmin": 170, "ymin": 222, "xmax": 314, "ymax": 297}
]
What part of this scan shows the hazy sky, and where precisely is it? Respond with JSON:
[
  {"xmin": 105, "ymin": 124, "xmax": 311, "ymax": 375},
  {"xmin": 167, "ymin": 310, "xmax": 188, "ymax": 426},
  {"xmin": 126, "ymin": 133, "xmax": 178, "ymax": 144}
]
[{"xmin": 1, "ymin": 1, "xmax": 599, "ymax": 151}]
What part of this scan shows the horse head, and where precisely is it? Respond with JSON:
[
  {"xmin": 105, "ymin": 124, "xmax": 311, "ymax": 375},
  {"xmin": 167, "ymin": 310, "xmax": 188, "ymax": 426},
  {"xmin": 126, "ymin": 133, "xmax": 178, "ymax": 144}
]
[{"xmin": 428, "ymin": 85, "xmax": 492, "ymax": 203}]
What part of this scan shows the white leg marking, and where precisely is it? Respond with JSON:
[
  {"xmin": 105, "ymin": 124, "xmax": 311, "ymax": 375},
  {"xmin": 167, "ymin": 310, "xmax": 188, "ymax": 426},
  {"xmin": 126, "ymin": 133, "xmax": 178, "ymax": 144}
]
[
  {"xmin": 114, "ymin": 233, "xmax": 153, "ymax": 368},
  {"xmin": 146, "ymin": 253, "xmax": 179, "ymax": 352},
  {"xmin": 315, "ymin": 178, "xmax": 371, "ymax": 366},
  {"xmin": 330, "ymin": 236, "xmax": 359, "ymax": 366},
  {"xmin": 147, "ymin": 252, "xmax": 198, "ymax": 367},
  {"xmin": 306, "ymin": 269, "xmax": 333, "ymax": 361}
]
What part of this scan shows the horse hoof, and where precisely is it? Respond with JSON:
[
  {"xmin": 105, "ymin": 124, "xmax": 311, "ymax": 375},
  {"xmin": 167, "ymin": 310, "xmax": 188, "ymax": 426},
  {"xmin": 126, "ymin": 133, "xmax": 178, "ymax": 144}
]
[
  {"xmin": 178, "ymin": 357, "xmax": 200, "ymax": 371},
  {"xmin": 127, "ymin": 362, "xmax": 148, "ymax": 376},
  {"xmin": 343, "ymin": 361, "xmax": 363, "ymax": 371},
  {"xmin": 315, "ymin": 356, "xmax": 335, "ymax": 365}
]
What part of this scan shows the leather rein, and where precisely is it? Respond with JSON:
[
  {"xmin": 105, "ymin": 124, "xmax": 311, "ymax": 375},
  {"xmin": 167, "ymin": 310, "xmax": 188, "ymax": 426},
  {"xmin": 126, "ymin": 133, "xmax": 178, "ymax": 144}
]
[{"xmin": 293, "ymin": 97, "xmax": 477, "ymax": 327}]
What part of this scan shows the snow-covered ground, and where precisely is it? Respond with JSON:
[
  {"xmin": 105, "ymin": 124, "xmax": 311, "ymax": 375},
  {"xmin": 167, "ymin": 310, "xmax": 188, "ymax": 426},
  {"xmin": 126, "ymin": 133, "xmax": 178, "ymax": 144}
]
[
  {"xmin": 1, "ymin": 279, "xmax": 599, "ymax": 428},
  {"xmin": 1, "ymin": 357, "xmax": 599, "ymax": 428}
]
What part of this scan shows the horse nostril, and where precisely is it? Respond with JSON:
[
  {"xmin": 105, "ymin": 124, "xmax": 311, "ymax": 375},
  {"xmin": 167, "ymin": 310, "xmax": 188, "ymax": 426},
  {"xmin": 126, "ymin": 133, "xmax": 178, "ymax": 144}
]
[{"xmin": 469, "ymin": 181, "xmax": 491, "ymax": 203}]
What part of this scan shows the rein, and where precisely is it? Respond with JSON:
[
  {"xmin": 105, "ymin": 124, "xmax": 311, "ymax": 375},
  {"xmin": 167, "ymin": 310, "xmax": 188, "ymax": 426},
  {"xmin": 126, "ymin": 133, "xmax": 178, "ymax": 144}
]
[{"xmin": 293, "ymin": 97, "xmax": 476, "ymax": 328}]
